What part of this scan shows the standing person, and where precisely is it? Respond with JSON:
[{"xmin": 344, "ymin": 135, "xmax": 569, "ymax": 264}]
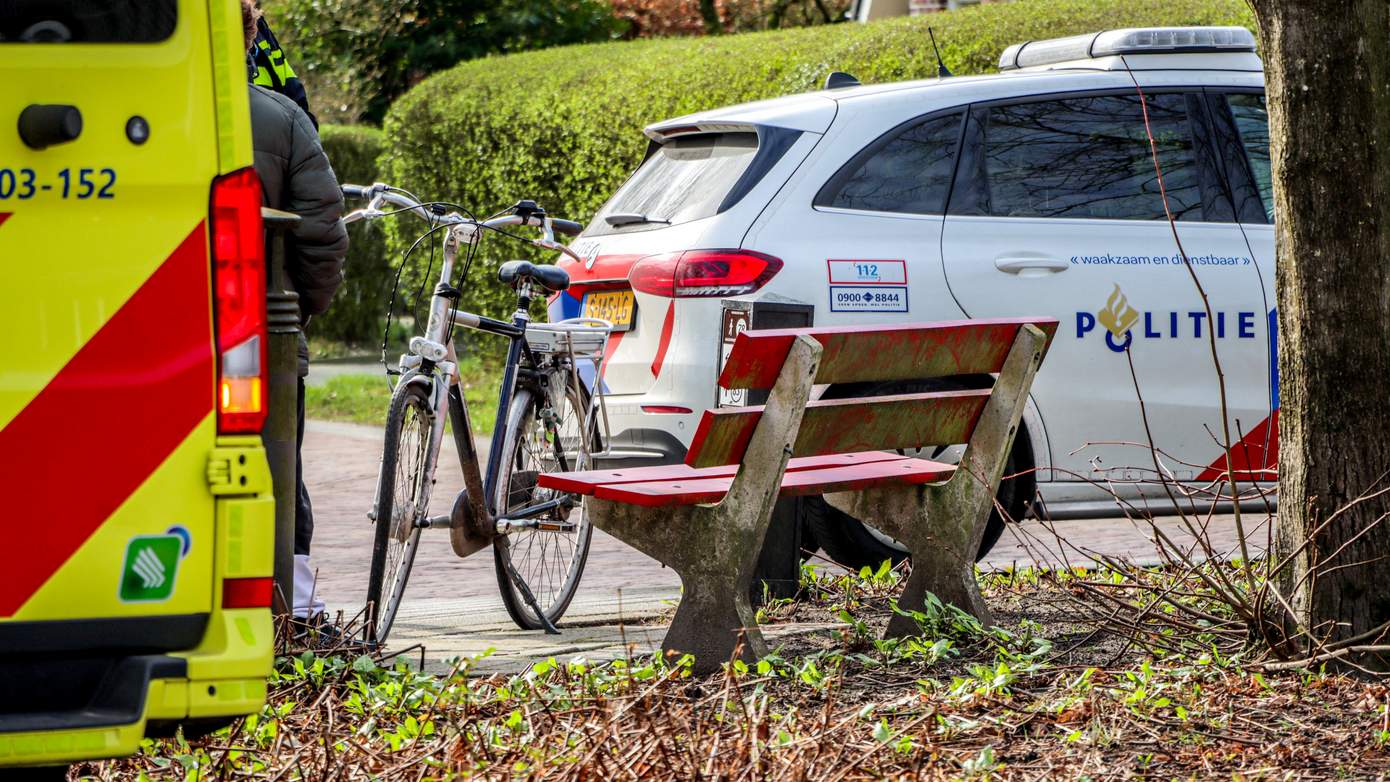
[
  {"xmin": 246, "ymin": 5, "xmax": 317, "ymax": 127},
  {"xmin": 241, "ymin": 0, "xmax": 348, "ymax": 628}
]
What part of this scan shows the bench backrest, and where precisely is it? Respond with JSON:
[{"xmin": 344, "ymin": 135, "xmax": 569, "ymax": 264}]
[{"xmin": 685, "ymin": 318, "xmax": 1057, "ymax": 469}]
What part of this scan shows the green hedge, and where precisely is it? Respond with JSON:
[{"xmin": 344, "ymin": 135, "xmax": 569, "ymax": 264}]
[
  {"xmin": 313, "ymin": 124, "xmax": 389, "ymax": 344},
  {"xmin": 382, "ymin": 0, "xmax": 1255, "ymax": 317}
]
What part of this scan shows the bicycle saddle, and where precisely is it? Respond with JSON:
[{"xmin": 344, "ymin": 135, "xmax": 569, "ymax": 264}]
[{"xmin": 498, "ymin": 260, "xmax": 570, "ymax": 292}]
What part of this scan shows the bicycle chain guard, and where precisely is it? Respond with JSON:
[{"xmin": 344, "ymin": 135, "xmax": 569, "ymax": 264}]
[{"xmin": 448, "ymin": 488, "xmax": 492, "ymax": 559}]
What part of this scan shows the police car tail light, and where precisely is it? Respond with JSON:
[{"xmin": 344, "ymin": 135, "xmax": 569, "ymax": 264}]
[
  {"xmin": 210, "ymin": 167, "xmax": 268, "ymax": 435},
  {"xmin": 629, "ymin": 250, "xmax": 783, "ymax": 298}
]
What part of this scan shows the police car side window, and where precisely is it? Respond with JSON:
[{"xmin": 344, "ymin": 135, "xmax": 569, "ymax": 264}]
[
  {"xmin": 956, "ymin": 94, "xmax": 1206, "ymax": 221},
  {"xmin": 1225, "ymin": 94, "xmax": 1273, "ymax": 222},
  {"xmin": 814, "ymin": 112, "xmax": 963, "ymax": 215}
]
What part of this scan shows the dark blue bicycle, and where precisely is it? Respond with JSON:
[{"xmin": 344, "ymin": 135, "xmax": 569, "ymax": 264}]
[{"xmin": 341, "ymin": 183, "xmax": 611, "ymax": 643}]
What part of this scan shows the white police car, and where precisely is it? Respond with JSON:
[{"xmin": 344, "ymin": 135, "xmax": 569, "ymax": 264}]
[{"xmin": 554, "ymin": 26, "xmax": 1275, "ymax": 565}]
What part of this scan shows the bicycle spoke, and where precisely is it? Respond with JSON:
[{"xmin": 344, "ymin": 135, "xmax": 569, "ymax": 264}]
[
  {"xmin": 495, "ymin": 378, "xmax": 593, "ymax": 626},
  {"xmin": 372, "ymin": 391, "xmax": 430, "ymax": 641}
]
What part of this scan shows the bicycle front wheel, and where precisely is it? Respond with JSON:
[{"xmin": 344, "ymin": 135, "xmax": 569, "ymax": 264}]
[
  {"xmin": 492, "ymin": 374, "xmax": 597, "ymax": 629},
  {"xmin": 365, "ymin": 381, "xmax": 432, "ymax": 644}
]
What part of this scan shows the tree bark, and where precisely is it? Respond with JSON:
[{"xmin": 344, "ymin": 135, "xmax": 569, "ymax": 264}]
[
  {"xmin": 1249, "ymin": 0, "xmax": 1390, "ymax": 666},
  {"xmin": 698, "ymin": 0, "xmax": 722, "ymax": 34}
]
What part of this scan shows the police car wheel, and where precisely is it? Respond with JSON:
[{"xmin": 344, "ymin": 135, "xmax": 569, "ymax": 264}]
[
  {"xmin": 801, "ymin": 379, "xmax": 1033, "ymax": 568},
  {"xmin": 803, "ymin": 450, "xmax": 1019, "ymax": 569},
  {"xmin": 803, "ymin": 495, "xmax": 907, "ymax": 570}
]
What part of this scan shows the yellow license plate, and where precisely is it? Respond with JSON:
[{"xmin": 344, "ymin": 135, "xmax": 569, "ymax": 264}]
[{"xmin": 583, "ymin": 290, "xmax": 637, "ymax": 331}]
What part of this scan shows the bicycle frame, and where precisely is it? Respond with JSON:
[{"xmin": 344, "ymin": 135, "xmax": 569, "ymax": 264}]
[
  {"xmin": 350, "ymin": 187, "xmax": 597, "ymax": 556},
  {"xmin": 348, "ymin": 185, "xmax": 610, "ymax": 634}
]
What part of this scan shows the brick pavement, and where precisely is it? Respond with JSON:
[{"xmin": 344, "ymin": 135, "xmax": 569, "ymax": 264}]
[
  {"xmin": 300, "ymin": 420, "xmax": 1269, "ymax": 672},
  {"xmin": 301, "ymin": 420, "xmax": 682, "ymax": 615}
]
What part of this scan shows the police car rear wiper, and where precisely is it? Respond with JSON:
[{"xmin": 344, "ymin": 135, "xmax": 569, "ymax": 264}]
[{"xmin": 605, "ymin": 212, "xmax": 671, "ymax": 227}]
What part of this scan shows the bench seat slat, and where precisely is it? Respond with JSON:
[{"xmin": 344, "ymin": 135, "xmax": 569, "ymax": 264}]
[
  {"xmin": 588, "ymin": 457, "xmax": 956, "ymax": 508},
  {"xmin": 686, "ymin": 390, "xmax": 990, "ymax": 469},
  {"xmin": 537, "ymin": 451, "xmax": 906, "ymax": 495},
  {"xmin": 717, "ymin": 318, "xmax": 1058, "ymax": 390}
]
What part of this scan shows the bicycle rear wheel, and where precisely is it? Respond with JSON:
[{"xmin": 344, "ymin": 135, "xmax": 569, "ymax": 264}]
[
  {"xmin": 492, "ymin": 373, "xmax": 597, "ymax": 630},
  {"xmin": 365, "ymin": 381, "xmax": 432, "ymax": 644}
]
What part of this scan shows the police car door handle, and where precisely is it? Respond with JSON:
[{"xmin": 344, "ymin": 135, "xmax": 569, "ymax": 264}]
[{"xmin": 994, "ymin": 255, "xmax": 1069, "ymax": 277}]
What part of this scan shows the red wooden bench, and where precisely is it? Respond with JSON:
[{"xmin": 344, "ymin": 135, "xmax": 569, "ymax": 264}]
[{"xmin": 538, "ymin": 317, "xmax": 1057, "ymax": 672}]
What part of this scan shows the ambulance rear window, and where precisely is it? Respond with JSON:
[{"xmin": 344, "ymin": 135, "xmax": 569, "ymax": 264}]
[{"xmin": 0, "ymin": 1, "xmax": 177, "ymax": 44}]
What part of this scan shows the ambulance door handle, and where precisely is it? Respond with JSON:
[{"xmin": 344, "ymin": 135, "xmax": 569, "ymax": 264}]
[
  {"xmin": 994, "ymin": 255, "xmax": 1068, "ymax": 277},
  {"xmin": 18, "ymin": 104, "xmax": 82, "ymax": 150}
]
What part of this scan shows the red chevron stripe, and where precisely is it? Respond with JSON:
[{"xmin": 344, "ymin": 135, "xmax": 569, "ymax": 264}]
[
  {"xmin": 0, "ymin": 224, "xmax": 214, "ymax": 616},
  {"xmin": 1196, "ymin": 410, "xmax": 1278, "ymax": 483},
  {"xmin": 650, "ymin": 301, "xmax": 676, "ymax": 379},
  {"xmin": 0, "ymin": 213, "xmax": 11, "ymax": 228}
]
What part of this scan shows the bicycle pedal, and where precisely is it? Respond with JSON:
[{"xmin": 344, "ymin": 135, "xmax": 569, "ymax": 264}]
[
  {"xmin": 417, "ymin": 514, "xmax": 454, "ymax": 529},
  {"xmin": 495, "ymin": 518, "xmax": 576, "ymax": 533}
]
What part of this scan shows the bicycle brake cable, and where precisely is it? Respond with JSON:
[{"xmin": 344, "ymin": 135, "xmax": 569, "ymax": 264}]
[{"xmin": 380, "ymin": 220, "xmax": 454, "ymax": 376}]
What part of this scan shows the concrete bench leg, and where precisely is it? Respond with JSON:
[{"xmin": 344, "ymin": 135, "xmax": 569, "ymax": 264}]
[
  {"xmin": 580, "ymin": 501, "xmax": 767, "ymax": 667},
  {"xmin": 824, "ymin": 324, "xmax": 1046, "ymax": 638},
  {"xmin": 584, "ymin": 335, "xmax": 823, "ymax": 673},
  {"xmin": 825, "ymin": 483, "xmax": 990, "ymax": 635},
  {"xmin": 660, "ymin": 540, "xmax": 767, "ymax": 666}
]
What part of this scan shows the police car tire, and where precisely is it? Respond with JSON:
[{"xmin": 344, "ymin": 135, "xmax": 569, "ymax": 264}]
[
  {"xmin": 801, "ymin": 379, "xmax": 1033, "ymax": 568},
  {"xmin": 803, "ymin": 463, "xmax": 1016, "ymax": 569},
  {"xmin": 803, "ymin": 495, "xmax": 907, "ymax": 570}
]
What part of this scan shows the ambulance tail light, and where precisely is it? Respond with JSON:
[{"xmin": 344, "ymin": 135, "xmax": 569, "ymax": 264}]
[
  {"xmin": 211, "ymin": 168, "xmax": 267, "ymax": 434},
  {"xmin": 629, "ymin": 249, "xmax": 783, "ymax": 298},
  {"xmin": 222, "ymin": 576, "xmax": 274, "ymax": 609}
]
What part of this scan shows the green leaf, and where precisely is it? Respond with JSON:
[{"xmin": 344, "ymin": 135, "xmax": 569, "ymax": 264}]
[{"xmin": 872, "ymin": 719, "xmax": 893, "ymax": 743}]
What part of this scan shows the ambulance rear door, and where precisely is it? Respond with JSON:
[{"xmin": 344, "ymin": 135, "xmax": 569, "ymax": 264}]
[{"xmin": 0, "ymin": 0, "xmax": 229, "ymax": 644}]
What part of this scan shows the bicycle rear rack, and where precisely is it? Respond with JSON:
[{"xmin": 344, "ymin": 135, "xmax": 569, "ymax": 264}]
[{"xmin": 525, "ymin": 317, "xmax": 612, "ymax": 357}]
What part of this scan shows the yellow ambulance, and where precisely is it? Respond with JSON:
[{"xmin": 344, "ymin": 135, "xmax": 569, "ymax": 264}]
[{"xmin": 0, "ymin": 0, "xmax": 274, "ymax": 771}]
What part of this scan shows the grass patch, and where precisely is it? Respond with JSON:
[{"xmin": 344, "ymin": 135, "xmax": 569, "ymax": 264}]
[
  {"xmin": 304, "ymin": 356, "xmax": 503, "ymax": 433},
  {"xmin": 306, "ymin": 336, "xmax": 377, "ymax": 362}
]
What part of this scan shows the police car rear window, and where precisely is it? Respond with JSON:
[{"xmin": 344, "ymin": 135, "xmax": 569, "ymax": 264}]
[
  {"xmin": 1225, "ymin": 94, "xmax": 1272, "ymax": 222},
  {"xmin": 590, "ymin": 133, "xmax": 759, "ymax": 234},
  {"xmin": 0, "ymin": 1, "xmax": 177, "ymax": 43}
]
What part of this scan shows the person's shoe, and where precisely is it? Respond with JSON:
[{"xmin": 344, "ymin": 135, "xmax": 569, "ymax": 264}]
[{"xmin": 291, "ymin": 614, "xmax": 377, "ymax": 654}]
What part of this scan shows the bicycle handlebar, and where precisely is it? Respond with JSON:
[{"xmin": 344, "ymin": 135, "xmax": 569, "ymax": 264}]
[
  {"xmin": 550, "ymin": 219, "xmax": 583, "ymax": 237},
  {"xmin": 340, "ymin": 183, "xmax": 585, "ymax": 264}
]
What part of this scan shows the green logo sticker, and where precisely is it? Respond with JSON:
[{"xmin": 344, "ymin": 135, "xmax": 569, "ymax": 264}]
[{"xmin": 119, "ymin": 534, "xmax": 183, "ymax": 602}]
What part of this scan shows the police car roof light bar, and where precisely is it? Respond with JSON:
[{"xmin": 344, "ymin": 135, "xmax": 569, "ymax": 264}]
[{"xmin": 998, "ymin": 26, "xmax": 1257, "ymax": 71}]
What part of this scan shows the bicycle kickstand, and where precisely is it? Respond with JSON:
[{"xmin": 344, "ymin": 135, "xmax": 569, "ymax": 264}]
[{"xmin": 503, "ymin": 558, "xmax": 561, "ymax": 635}]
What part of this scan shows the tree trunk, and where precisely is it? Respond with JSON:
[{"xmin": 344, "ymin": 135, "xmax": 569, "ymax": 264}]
[
  {"xmin": 1249, "ymin": 0, "xmax": 1390, "ymax": 666},
  {"xmin": 698, "ymin": 0, "xmax": 722, "ymax": 34}
]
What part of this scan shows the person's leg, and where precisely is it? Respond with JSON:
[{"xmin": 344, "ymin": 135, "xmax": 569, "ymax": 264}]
[
  {"xmin": 293, "ymin": 377, "xmax": 325, "ymax": 619},
  {"xmin": 295, "ymin": 376, "xmax": 313, "ymax": 555}
]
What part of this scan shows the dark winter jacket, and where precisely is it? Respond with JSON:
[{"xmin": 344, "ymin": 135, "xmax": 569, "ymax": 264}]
[{"xmin": 249, "ymin": 84, "xmax": 347, "ymax": 375}]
